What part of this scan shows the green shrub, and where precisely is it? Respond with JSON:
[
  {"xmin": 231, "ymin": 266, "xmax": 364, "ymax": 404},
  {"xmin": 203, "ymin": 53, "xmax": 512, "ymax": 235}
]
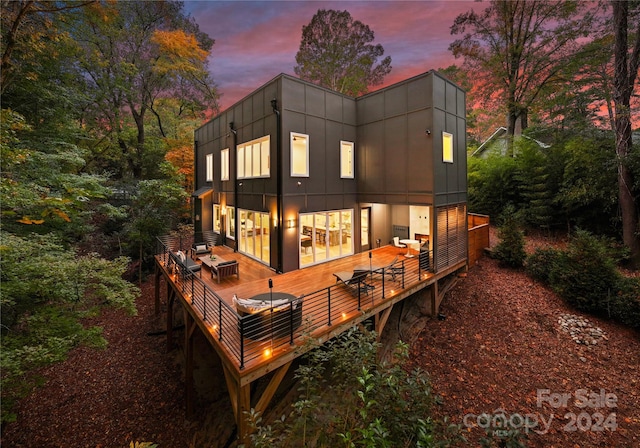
[
  {"xmin": 246, "ymin": 328, "xmax": 463, "ymax": 447},
  {"xmin": 525, "ymin": 247, "xmax": 562, "ymax": 283},
  {"xmin": 526, "ymin": 229, "xmax": 640, "ymax": 330},
  {"xmin": 493, "ymin": 207, "xmax": 527, "ymax": 268}
]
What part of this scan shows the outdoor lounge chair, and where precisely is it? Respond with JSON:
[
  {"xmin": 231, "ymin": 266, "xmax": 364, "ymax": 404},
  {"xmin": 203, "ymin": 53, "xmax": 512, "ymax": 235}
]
[
  {"xmin": 333, "ymin": 270, "xmax": 375, "ymax": 296},
  {"xmin": 171, "ymin": 250, "xmax": 201, "ymax": 276},
  {"xmin": 381, "ymin": 256, "xmax": 404, "ymax": 281}
]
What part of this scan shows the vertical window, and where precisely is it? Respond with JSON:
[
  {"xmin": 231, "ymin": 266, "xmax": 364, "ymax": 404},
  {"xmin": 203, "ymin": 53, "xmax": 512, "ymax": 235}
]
[
  {"xmin": 213, "ymin": 204, "xmax": 221, "ymax": 232},
  {"xmin": 260, "ymin": 140, "xmax": 270, "ymax": 176},
  {"xmin": 236, "ymin": 136, "xmax": 270, "ymax": 179},
  {"xmin": 291, "ymin": 133, "xmax": 309, "ymax": 177},
  {"xmin": 227, "ymin": 208, "xmax": 235, "ymax": 239},
  {"xmin": 206, "ymin": 154, "xmax": 213, "ymax": 181},
  {"xmin": 340, "ymin": 141, "xmax": 354, "ymax": 178},
  {"xmin": 442, "ymin": 131, "xmax": 454, "ymax": 163},
  {"xmin": 237, "ymin": 146, "xmax": 245, "ymax": 178},
  {"xmin": 221, "ymin": 149, "xmax": 229, "ymax": 181}
]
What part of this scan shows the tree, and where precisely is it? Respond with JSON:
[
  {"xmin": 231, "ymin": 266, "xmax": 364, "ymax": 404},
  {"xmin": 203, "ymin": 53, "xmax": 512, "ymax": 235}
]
[
  {"xmin": 294, "ymin": 9, "xmax": 391, "ymax": 96},
  {"xmin": 611, "ymin": 0, "xmax": 640, "ymax": 266},
  {"xmin": 449, "ymin": 0, "xmax": 594, "ymax": 146},
  {"xmin": 68, "ymin": 0, "xmax": 218, "ymax": 179}
]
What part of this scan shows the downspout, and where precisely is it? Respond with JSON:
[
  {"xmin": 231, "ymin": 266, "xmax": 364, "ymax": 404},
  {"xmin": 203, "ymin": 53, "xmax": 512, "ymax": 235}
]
[
  {"xmin": 271, "ymin": 98, "xmax": 283, "ymax": 273},
  {"xmin": 193, "ymin": 140, "xmax": 199, "ymax": 234},
  {"xmin": 229, "ymin": 122, "xmax": 238, "ymax": 252}
]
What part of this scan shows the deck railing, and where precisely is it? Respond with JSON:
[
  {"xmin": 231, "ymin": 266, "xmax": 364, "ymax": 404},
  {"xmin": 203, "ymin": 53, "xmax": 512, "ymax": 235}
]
[{"xmin": 156, "ymin": 236, "xmax": 434, "ymax": 370}]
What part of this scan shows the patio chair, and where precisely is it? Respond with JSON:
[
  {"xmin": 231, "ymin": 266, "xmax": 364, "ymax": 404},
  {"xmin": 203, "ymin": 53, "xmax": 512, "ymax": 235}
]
[
  {"xmin": 382, "ymin": 256, "xmax": 404, "ymax": 281},
  {"xmin": 334, "ymin": 270, "xmax": 375, "ymax": 296},
  {"xmin": 393, "ymin": 236, "xmax": 406, "ymax": 248}
]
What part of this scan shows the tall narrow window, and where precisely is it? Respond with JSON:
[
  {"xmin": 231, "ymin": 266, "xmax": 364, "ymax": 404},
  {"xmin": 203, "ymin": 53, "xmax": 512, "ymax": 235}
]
[
  {"xmin": 206, "ymin": 154, "xmax": 213, "ymax": 181},
  {"xmin": 291, "ymin": 133, "xmax": 309, "ymax": 177},
  {"xmin": 442, "ymin": 132, "xmax": 454, "ymax": 163},
  {"xmin": 340, "ymin": 141, "xmax": 354, "ymax": 178},
  {"xmin": 236, "ymin": 136, "xmax": 270, "ymax": 179},
  {"xmin": 221, "ymin": 148, "xmax": 229, "ymax": 181}
]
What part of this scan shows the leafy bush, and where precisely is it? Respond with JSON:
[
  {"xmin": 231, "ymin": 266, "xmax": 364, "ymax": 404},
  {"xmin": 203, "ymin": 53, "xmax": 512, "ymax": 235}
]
[
  {"xmin": 526, "ymin": 229, "xmax": 640, "ymax": 329},
  {"xmin": 246, "ymin": 328, "xmax": 463, "ymax": 447},
  {"xmin": 525, "ymin": 247, "xmax": 562, "ymax": 283},
  {"xmin": 492, "ymin": 207, "xmax": 527, "ymax": 268},
  {"xmin": 0, "ymin": 231, "xmax": 139, "ymax": 424}
]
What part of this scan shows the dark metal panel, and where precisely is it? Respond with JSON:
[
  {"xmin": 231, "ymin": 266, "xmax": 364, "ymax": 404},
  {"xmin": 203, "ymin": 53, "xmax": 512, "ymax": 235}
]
[
  {"xmin": 433, "ymin": 75, "xmax": 446, "ymax": 110},
  {"xmin": 384, "ymin": 115, "xmax": 407, "ymax": 193},
  {"xmin": 445, "ymin": 82, "xmax": 457, "ymax": 114},
  {"xmin": 282, "ymin": 77, "xmax": 306, "ymax": 113},
  {"xmin": 306, "ymin": 194, "xmax": 327, "ymax": 212},
  {"xmin": 446, "ymin": 112, "xmax": 458, "ymax": 193},
  {"xmin": 305, "ymin": 85, "xmax": 326, "ymax": 118},
  {"xmin": 407, "ymin": 109, "xmax": 433, "ymax": 194},
  {"xmin": 384, "ymin": 84, "xmax": 407, "ymax": 118},
  {"xmin": 457, "ymin": 87, "xmax": 466, "ymax": 117},
  {"xmin": 252, "ymin": 91, "xmax": 264, "ymax": 121},
  {"xmin": 343, "ymin": 97, "xmax": 357, "ymax": 126},
  {"xmin": 359, "ymin": 122, "xmax": 384, "ymax": 193},
  {"xmin": 306, "ymin": 115, "xmax": 326, "ymax": 192},
  {"xmin": 408, "ymin": 75, "xmax": 431, "ymax": 111},
  {"xmin": 432, "ymin": 109, "xmax": 447, "ymax": 195},
  {"xmin": 357, "ymin": 93, "xmax": 384, "ymax": 124},
  {"xmin": 325, "ymin": 120, "xmax": 343, "ymax": 194},
  {"xmin": 326, "ymin": 93, "xmax": 343, "ymax": 122}
]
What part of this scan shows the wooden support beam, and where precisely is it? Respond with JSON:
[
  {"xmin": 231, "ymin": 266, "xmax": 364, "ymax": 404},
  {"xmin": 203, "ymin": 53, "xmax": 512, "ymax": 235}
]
[
  {"xmin": 166, "ymin": 288, "xmax": 176, "ymax": 352},
  {"xmin": 184, "ymin": 309, "xmax": 196, "ymax": 418},
  {"xmin": 222, "ymin": 363, "xmax": 239, "ymax": 419},
  {"xmin": 375, "ymin": 307, "xmax": 394, "ymax": 341},
  {"xmin": 154, "ymin": 265, "xmax": 161, "ymax": 315},
  {"xmin": 236, "ymin": 383, "xmax": 251, "ymax": 445},
  {"xmin": 254, "ymin": 361, "xmax": 292, "ymax": 414},
  {"xmin": 431, "ymin": 281, "xmax": 438, "ymax": 316}
]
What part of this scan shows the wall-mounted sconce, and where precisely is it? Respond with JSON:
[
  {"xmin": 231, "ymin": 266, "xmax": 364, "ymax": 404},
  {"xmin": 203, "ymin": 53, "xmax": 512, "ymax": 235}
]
[
  {"xmin": 221, "ymin": 206, "xmax": 227, "ymax": 216},
  {"xmin": 287, "ymin": 219, "xmax": 297, "ymax": 229},
  {"xmin": 195, "ymin": 214, "xmax": 200, "ymax": 221},
  {"xmin": 425, "ymin": 129, "xmax": 431, "ymax": 135},
  {"xmin": 297, "ymin": 181, "xmax": 302, "ymax": 186},
  {"xmin": 273, "ymin": 216, "xmax": 278, "ymax": 228},
  {"xmin": 238, "ymin": 182, "xmax": 243, "ymax": 186}
]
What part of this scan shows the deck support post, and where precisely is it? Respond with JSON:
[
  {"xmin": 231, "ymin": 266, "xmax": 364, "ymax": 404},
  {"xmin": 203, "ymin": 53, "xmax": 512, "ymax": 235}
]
[
  {"xmin": 254, "ymin": 361, "xmax": 292, "ymax": 414},
  {"xmin": 375, "ymin": 307, "xmax": 393, "ymax": 342},
  {"xmin": 166, "ymin": 288, "xmax": 176, "ymax": 352},
  {"xmin": 184, "ymin": 309, "xmax": 197, "ymax": 418},
  {"xmin": 154, "ymin": 264, "xmax": 161, "ymax": 315}
]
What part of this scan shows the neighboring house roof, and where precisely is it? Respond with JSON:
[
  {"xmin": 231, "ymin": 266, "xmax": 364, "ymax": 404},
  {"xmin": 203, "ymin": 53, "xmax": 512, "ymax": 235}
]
[{"xmin": 471, "ymin": 127, "xmax": 550, "ymax": 158}]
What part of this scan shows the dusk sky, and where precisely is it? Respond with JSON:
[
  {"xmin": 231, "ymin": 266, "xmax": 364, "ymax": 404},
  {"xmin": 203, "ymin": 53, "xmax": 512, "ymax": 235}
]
[{"xmin": 185, "ymin": 0, "xmax": 476, "ymax": 110}]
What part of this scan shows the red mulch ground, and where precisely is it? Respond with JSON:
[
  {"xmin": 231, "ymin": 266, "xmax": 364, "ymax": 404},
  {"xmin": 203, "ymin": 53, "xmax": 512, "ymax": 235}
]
[{"xmin": 2, "ymin": 230, "xmax": 639, "ymax": 447}]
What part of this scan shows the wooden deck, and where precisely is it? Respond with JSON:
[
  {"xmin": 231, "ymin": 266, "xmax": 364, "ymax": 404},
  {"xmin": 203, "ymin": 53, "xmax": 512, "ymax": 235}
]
[{"xmin": 154, "ymin": 238, "xmax": 466, "ymax": 442}]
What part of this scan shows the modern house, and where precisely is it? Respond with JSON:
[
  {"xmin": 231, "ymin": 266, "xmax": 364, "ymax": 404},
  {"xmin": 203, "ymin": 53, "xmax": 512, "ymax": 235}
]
[{"xmin": 193, "ymin": 70, "xmax": 468, "ymax": 275}]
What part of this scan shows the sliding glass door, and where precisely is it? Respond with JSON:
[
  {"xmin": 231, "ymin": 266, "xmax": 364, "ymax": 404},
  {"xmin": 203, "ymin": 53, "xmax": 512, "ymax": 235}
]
[
  {"xmin": 238, "ymin": 209, "xmax": 270, "ymax": 264},
  {"xmin": 300, "ymin": 209, "xmax": 353, "ymax": 267}
]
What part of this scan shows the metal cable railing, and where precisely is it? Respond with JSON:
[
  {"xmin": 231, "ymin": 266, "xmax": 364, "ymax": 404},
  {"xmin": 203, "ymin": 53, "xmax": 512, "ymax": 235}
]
[{"xmin": 156, "ymin": 236, "xmax": 434, "ymax": 369}]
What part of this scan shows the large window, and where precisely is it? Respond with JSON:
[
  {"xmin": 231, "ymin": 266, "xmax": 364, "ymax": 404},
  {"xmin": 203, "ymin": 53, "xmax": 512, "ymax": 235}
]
[
  {"xmin": 206, "ymin": 153, "xmax": 213, "ymax": 181},
  {"xmin": 442, "ymin": 132, "xmax": 453, "ymax": 163},
  {"xmin": 237, "ymin": 136, "xmax": 270, "ymax": 179},
  {"xmin": 300, "ymin": 209, "xmax": 353, "ymax": 267},
  {"xmin": 213, "ymin": 204, "xmax": 221, "ymax": 233},
  {"xmin": 340, "ymin": 141, "xmax": 354, "ymax": 178},
  {"xmin": 226, "ymin": 208, "xmax": 235, "ymax": 240},
  {"xmin": 291, "ymin": 133, "xmax": 309, "ymax": 177},
  {"xmin": 221, "ymin": 148, "xmax": 229, "ymax": 181},
  {"xmin": 238, "ymin": 209, "xmax": 270, "ymax": 264}
]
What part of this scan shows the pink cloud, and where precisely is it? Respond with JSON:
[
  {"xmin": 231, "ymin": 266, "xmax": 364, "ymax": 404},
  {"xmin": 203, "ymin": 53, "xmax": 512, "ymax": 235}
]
[{"xmin": 186, "ymin": 1, "xmax": 477, "ymax": 110}]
